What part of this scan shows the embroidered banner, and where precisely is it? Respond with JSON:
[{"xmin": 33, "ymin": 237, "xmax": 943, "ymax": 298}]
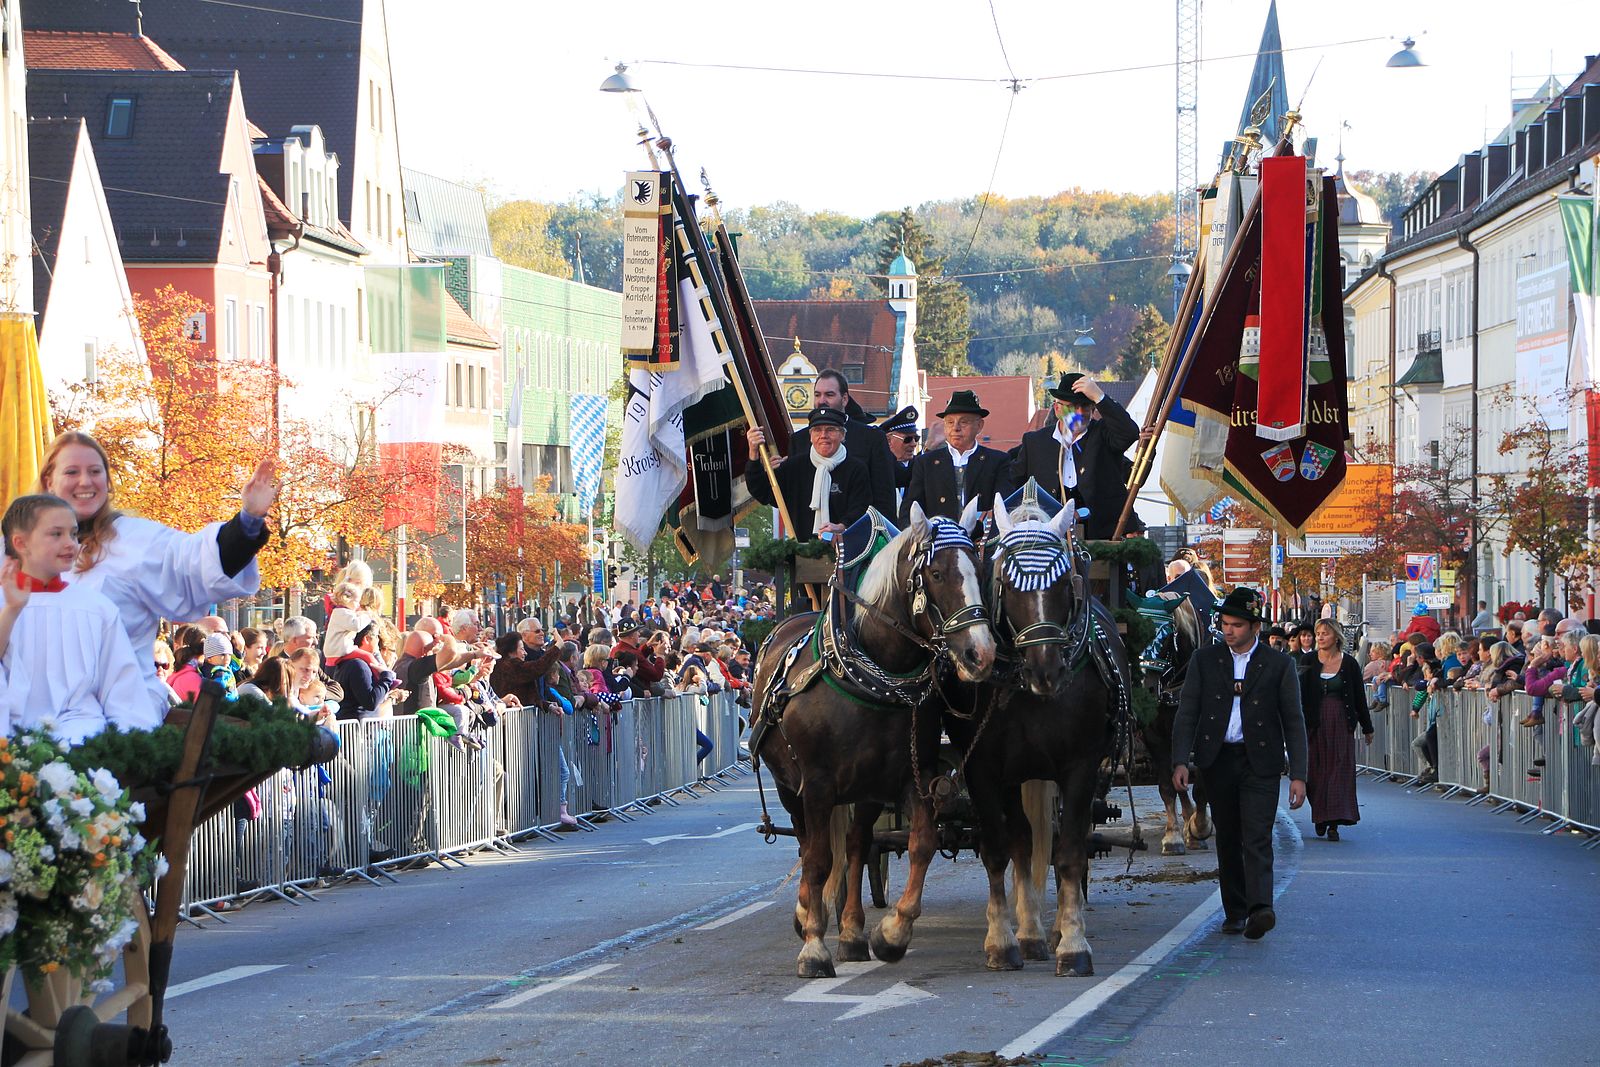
[{"xmin": 1256, "ymin": 155, "xmax": 1307, "ymax": 441}]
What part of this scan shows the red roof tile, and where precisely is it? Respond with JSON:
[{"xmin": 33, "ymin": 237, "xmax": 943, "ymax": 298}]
[
  {"xmin": 925, "ymin": 375, "xmax": 1037, "ymax": 453},
  {"xmin": 445, "ymin": 291, "xmax": 497, "ymax": 348},
  {"xmin": 24, "ymin": 29, "xmax": 185, "ymax": 71},
  {"xmin": 258, "ymin": 175, "xmax": 296, "ymax": 233}
]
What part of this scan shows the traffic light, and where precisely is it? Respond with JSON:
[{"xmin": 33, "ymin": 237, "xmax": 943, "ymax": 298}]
[{"xmin": 607, "ymin": 564, "xmax": 618, "ymax": 587}]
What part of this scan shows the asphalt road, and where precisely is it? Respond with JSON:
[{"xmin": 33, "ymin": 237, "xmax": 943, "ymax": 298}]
[{"xmin": 141, "ymin": 770, "xmax": 1596, "ymax": 1067}]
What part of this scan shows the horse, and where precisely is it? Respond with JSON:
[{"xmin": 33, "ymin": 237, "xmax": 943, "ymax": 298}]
[
  {"xmin": 749, "ymin": 501, "xmax": 996, "ymax": 979},
  {"xmin": 1138, "ymin": 596, "xmax": 1214, "ymax": 855},
  {"xmin": 944, "ymin": 492, "xmax": 1130, "ymax": 976}
]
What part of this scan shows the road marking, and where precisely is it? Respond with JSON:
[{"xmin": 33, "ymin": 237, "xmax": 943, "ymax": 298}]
[
  {"xmin": 643, "ymin": 822, "xmax": 759, "ymax": 846},
  {"xmin": 488, "ymin": 963, "xmax": 619, "ymax": 1011},
  {"xmin": 695, "ymin": 900, "xmax": 776, "ymax": 931},
  {"xmin": 997, "ymin": 890, "xmax": 1222, "ymax": 1058},
  {"xmin": 164, "ymin": 965, "xmax": 285, "ymax": 1000},
  {"xmin": 783, "ymin": 960, "xmax": 937, "ymax": 1021}
]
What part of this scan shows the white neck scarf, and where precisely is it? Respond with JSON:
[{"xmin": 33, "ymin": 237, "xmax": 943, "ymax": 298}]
[
  {"xmin": 809, "ymin": 443, "xmax": 848, "ymax": 535},
  {"xmin": 1052, "ymin": 418, "xmax": 1080, "ymax": 492}
]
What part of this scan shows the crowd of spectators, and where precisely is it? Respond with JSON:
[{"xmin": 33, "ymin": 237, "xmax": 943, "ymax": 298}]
[
  {"xmin": 143, "ymin": 571, "xmax": 773, "ymax": 862},
  {"xmin": 1365, "ymin": 604, "xmax": 1600, "ymax": 787}
]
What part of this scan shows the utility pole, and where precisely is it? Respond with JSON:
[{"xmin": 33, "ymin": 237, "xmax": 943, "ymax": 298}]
[{"xmin": 1172, "ymin": 0, "xmax": 1201, "ymax": 317}]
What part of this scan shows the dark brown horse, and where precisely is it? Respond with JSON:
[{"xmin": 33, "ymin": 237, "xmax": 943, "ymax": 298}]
[
  {"xmin": 945, "ymin": 493, "xmax": 1129, "ymax": 976},
  {"xmin": 750, "ymin": 502, "xmax": 996, "ymax": 978},
  {"xmin": 1139, "ymin": 597, "xmax": 1214, "ymax": 855}
]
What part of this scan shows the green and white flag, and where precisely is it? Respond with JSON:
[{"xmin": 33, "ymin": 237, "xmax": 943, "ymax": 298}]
[{"xmin": 1559, "ymin": 193, "xmax": 1597, "ymax": 380}]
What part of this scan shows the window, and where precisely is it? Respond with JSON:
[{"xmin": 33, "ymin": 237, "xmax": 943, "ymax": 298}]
[
  {"xmin": 339, "ymin": 307, "xmax": 347, "ymax": 365},
  {"xmin": 83, "ymin": 342, "xmax": 98, "ymax": 384},
  {"xmin": 455, "ymin": 363, "xmax": 464, "ymax": 409},
  {"xmin": 356, "ymin": 288, "xmax": 366, "ymax": 342},
  {"xmin": 385, "ymin": 193, "xmax": 393, "ymax": 239},
  {"xmin": 365, "ymin": 181, "xmax": 372, "ymax": 232},
  {"xmin": 404, "ymin": 188, "xmax": 420, "ymax": 223},
  {"xmin": 480, "ymin": 367, "xmax": 488, "ymax": 411},
  {"xmin": 842, "ymin": 364, "xmax": 865, "ymax": 384},
  {"xmin": 466, "ymin": 362, "xmax": 475, "ymax": 409},
  {"xmin": 223, "ymin": 298, "xmax": 238, "ymax": 359},
  {"xmin": 105, "ymin": 97, "xmax": 134, "ymax": 138},
  {"xmin": 252, "ymin": 304, "xmax": 266, "ymax": 359}
]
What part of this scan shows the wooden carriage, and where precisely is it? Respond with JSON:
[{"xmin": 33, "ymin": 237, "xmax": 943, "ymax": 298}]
[{"xmin": 2, "ymin": 683, "xmax": 337, "ymax": 1067}]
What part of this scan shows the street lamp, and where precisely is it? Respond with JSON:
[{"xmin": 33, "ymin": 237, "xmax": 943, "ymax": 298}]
[
  {"xmin": 1386, "ymin": 36, "xmax": 1425, "ymax": 68},
  {"xmin": 599, "ymin": 62, "xmax": 637, "ymax": 93}
]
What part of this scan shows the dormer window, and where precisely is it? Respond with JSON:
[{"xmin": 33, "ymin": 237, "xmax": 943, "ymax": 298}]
[
  {"xmin": 842, "ymin": 364, "xmax": 865, "ymax": 384},
  {"xmin": 105, "ymin": 96, "xmax": 134, "ymax": 138}
]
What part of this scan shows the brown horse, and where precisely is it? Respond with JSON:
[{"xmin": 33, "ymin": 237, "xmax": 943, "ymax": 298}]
[
  {"xmin": 1139, "ymin": 597, "xmax": 1214, "ymax": 855},
  {"xmin": 945, "ymin": 493, "xmax": 1128, "ymax": 976},
  {"xmin": 751, "ymin": 502, "xmax": 996, "ymax": 978}
]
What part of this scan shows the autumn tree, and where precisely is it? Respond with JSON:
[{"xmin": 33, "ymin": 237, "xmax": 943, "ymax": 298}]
[
  {"xmin": 1484, "ymin": 413, "xmax": 1594, "ymax": 607},
  {"xmin": 488, "ymin": 200, "xmax": 573, "ymax": 278},
  {"xmin": 463, "ymin": 476, "xmax": 587, "ymax": 604}
]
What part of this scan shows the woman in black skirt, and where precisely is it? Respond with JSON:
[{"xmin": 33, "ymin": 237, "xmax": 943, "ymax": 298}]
[{"xmin": 1300, "ymin": 619, "xmax": 1375, "ymax": 840}]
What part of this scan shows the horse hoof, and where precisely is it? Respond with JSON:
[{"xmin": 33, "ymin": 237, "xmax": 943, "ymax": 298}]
[
  {"xmin": 1161, "ymin": 841, "xmax": 1187, "ymax": 857},
  {"xmin": 1189, "ymin": 840, "xmax": 1210, "ymax": 852},
  {"xmin": 1056, "ymin": 951, "xmax": 1094, "ymax": 977},
  {"xmin": 1046, "ymin": 930, "xmax": 1062, "ymax": 953},
  {"xmin": 870, "ymin": 927, "xmax": 909, "ymax": 963},
  {"xmin": 797, "ymin": 955, "xmax": 836, "ymax": 980},
  {"xmin": 986, "ymin": 944, "xmax": 1024, "ymax": 971},
  {"xmin": 1018, "ymin": 938, "xmax": 1049, "ymax": 962},
  {"xmin": 836, "ymin": 938, "xmax": 870, "ymax": 963}
]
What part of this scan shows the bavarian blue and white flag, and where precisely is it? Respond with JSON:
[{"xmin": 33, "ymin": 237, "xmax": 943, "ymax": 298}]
[{"xmin": 570, "ymin": 393, "xmax": 607, "ymax": 516}]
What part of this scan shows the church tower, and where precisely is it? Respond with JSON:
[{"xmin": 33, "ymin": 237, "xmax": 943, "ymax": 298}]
[{"xmin": 886, "ymin": 251, "xmax": 919, "ymax": 409}]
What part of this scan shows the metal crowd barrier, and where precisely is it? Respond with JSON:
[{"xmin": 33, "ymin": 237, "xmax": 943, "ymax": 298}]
[
  {"xmin": 1358, "ymin": 685, "xmax": 1600, "ymax": 848},
  {"xmin": 180, "ymin": 692, "xmax": 750, "ymax": 918}
]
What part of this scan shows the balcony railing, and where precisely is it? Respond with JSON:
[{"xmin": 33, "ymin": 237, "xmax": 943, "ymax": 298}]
[{"xmin": 1417, "ymin": 328, "xmax": 1442, "ymax": 354}]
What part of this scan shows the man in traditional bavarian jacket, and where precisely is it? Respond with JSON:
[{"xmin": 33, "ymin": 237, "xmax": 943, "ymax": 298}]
[
  {"xmin": 1008, "ymin": 372, "xmax": 1142, "ymax": 539},
  {"xmin": 897, "ymin": 390, "xmax": 1012, "ymax": 526},
  {"xmin": 1171, "ymin": 586, "xmax": 1307, "ymax": 941}
]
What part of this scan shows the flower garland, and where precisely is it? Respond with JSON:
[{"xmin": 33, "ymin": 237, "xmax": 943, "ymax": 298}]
[{"xmin": 0, "ymin": 730, "xmax": 161, "ymax": 988}]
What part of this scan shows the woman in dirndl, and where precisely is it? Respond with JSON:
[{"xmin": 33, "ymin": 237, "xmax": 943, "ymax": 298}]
[{"xmin": 1300, "ymin": 618, "xmax": 1375, "ymax": 841}]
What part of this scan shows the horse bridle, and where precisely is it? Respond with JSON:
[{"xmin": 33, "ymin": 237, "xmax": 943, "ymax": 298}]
[{"xmin": 989, "ymin": 525, "xmax": 1092, "ymax": 666}]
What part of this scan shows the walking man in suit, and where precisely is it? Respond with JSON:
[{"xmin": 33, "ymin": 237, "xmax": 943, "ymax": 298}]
[
  {"xmin": 1008, "ymin": 372, "xmax": 1144, "ymax": 539},
  {"xmin": 899, "ymin": 390, "xmax": 1013, "ymax": 526},
  {"xmin": 1171, "ymin": 586, "xmax": 1307, "ymax": 940},
  {"xmin": 788, "ymin": 368, "xmax": 898, "ymax": 520}
]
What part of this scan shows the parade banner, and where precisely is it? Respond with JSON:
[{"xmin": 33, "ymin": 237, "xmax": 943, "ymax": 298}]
[
  {"xmin": 1218, "ymin": 176, "xmax": 1349, "ymax": 534},
  {"xmin": 1515, "ymin": 262, "xmax": 1568, "ymax": 430},
  {"xmin": 621, "ymin": 171, "xmax": 677, "ymax": 368},
  {"xmin": 376, "ymin": 349, "xmax": 445, "ymax": 533},
  {"xmin": 1255, "ymin": 155, "xmax": 1308, "ymax": 441},
  {"xmin": 1559, "ymin": 193, "xmax": 1596, "ymax": 381},
  {"xmin": 570, "ymin": 392, "xmax": 607, "ymax": 515}
]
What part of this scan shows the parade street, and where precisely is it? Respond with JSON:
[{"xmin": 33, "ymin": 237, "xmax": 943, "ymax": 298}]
[{"xmin": 156, "ymin": 775, "xmax": 1596, "ymax": 1067}]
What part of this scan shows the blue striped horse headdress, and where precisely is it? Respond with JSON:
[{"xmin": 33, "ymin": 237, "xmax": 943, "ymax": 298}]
[{"xmin": 991, "ymin": 490, "xmax": 1077, "ymax": 592}]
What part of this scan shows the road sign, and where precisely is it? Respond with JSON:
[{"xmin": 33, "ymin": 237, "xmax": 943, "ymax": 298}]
[
  {"xmin": 592, "ymin": 558, "xmax": 604, "ymax": 594},
  {"xmin": 1405, "ymin": 553, "xmax": 1439, "ymax": 594},
  {"xmin": 1422, "ymin": 592, "xmax": 1452, "ymax": 609},
  {"xmin": 1286, "ymin": 534, "xmax": 1378, "ymax": 557},
  {"xmin": 1271, "ymin": 543, "xmax": 1284, "ymax": 581},
  {"xmin": 734, "ymin": 526, "xmax": 751, "ymax": 549},
  {"xmin": 1440, "ymin": 567, "xmax": 1457, "ymax": 590}
]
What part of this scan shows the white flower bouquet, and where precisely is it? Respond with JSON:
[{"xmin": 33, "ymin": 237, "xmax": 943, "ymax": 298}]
[{"xmin": 0, "ymin": 729, "xmax": 161, "ymax": 987}]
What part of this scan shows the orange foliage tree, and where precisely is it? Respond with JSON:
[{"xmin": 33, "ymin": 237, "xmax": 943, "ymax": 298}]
[{"xmin": 463, "ymin": 477, "xmax": 587, "ymax": 604}]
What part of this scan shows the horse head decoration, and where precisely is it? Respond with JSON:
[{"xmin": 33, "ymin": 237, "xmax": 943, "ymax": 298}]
[
  {"xmin": 856, "ymin": 498, "xmax": 995, "ymax": 684},
  {"xmin": 990, "ymin": 492, "xmax": 1086, "ymax": 698}
]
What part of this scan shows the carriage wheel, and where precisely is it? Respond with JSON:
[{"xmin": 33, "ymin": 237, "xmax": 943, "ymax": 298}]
[
  {"xmin": 3, "ymin": 902, "xmax": 159, "ymax": 1067},
  {"xmin": 866, "ymin": 843, "xmax": 888, "ymax": 909}
]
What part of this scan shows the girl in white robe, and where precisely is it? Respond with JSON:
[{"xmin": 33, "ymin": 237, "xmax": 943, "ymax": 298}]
[{"xmin": 36, "ymin": 433, "xmax": 278, "ymax": 719}]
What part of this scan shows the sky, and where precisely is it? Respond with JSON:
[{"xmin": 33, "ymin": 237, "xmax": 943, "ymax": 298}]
[{"xmin": 386, "ymin": 0, "xmax": 1596, "ymax": 216}]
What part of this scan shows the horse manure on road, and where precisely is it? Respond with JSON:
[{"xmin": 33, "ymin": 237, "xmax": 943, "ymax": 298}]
[
  {"xmin": 1108, "ymin": 867, "xmax": 1217, "ymax": 886},
  {"xmin": 894, "ymin": 1053, "xmax": 1040, "ymax": 1067}
]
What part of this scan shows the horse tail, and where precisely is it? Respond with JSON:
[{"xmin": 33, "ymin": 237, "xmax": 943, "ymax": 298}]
[
  {"xmin": 1021, "ymin": 779, "xmax": 1056, "ymax": 897},
  {"xmin": 824, "ymin": 803, "xmax": 852, "ymax": 924}
]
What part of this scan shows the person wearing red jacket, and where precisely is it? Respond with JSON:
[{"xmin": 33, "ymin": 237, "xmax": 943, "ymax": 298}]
[
  {"xmin": 1400, "ymin": 601, "xmax": 1442, "ymax": 644},
  {"xmin": 612, "ymin": 619, "xmax": 665, "ymax": 697}
]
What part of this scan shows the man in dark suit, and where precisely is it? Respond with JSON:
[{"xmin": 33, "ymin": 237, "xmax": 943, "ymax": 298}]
[
  {"xmin": 899, "ymin": 390, "xmax": 1013, "ymax": 526},
  {"xmin": 879, "ymin": 405, "xmax": 920, "ymax": 491},
  {"xmin": 745, "ymin": 407, "xmax": 872, "ymax": 542},
  {"xmin": 788, "ymin": 368, "xmax": 898, "ymax": 519},
  {"xmin": 1008, "ymin": 372, "xmax": 1143, "ymax": 539},
  {"xmin": 1171, "ymin": 586, "xmax": 1307, "ymax": 940}
]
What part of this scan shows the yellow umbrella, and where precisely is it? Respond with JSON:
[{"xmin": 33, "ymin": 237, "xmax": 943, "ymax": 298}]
[{"xmin": 0, "ymin": 311, "xmax": 53, "ymax": 503}]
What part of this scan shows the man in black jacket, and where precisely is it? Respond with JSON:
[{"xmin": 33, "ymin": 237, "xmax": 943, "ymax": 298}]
[
  {"xmin": 879, "ymin": 405, "xmax": 920, "ymax": 492},
  {"xmin": 1008, "ymin": 372, "xmax": 1142, "ymax": 539},
  {"xmin": 788, "ymin": 368, "xmax": 898, "ymax": 519},
  {"xmin": 1171, "ymin": 586, "xmax": 1307, "ymax": 940},
  {"xmin": 745, "ymin": 407, "xmax": 871, "ymax": 542},
  {"xmin": 899, "ymin": 390, "xmax": 1012, "ymax": 526}
]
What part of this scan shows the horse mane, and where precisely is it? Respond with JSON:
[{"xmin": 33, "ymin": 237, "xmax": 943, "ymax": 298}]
[
  {"xmin": 1005, "ymin": 500, "xmax": 1054, "ymax": 527},
  {"xmin": 857, "ymin": 524, "xmax": 916, "ymax": 609}
]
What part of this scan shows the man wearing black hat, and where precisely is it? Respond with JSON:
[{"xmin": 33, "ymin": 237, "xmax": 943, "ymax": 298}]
[
  {"xmin": 781, "ymin": 369, "xmax": 898, "ymax": 519},
  {"xmin": 898, "ymin": 390, "xmax": 1013, "ymax": 526},
  {"xmin": 1009, "ymin": 372, "xmax": 1142, "ymax": 539},
  {"xmin": 745, "ymin": 407, "xmax": 872, "ymax": 542},
  {"xmin": 1171, "ymin": 587, "xmax": 1307, "ymax": 941},
  {"xmin": 879, "ymin": 405, "xmax": 920, "ymax": 490}
]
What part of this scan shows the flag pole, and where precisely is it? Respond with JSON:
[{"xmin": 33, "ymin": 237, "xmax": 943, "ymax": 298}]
[
  {"xmin": 1112, "ymin": 252, "xmax": 1207, "ymax": 538},
  {"xmin": 652, "ymin": 131, "xmax": 799, "ymax": 545}
]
